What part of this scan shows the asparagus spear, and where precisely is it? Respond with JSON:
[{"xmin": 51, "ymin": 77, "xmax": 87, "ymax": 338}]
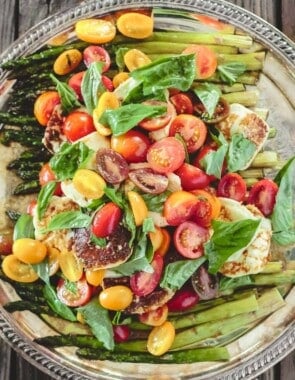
[
  {"xmin": 0, "ymin": 112, "xmax": 40, "ymax": 127},
  {"xmin": 13, "ymin": 180, "xmax": 41, "ymax": 195}
]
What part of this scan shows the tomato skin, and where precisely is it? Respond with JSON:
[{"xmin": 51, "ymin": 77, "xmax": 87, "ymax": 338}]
[
  {"xmin": 217, "ymin": 173, "xmax": 247, "ymax": 202},
  {"xmin": 13, "ymin": 238, "xmax": 47, "ymax": 264},
  {"xmin": 247, "ymin": 179, "xmax": 278, "ymax": 216},
  {"xmin": 174, "ymin": 221, "xmax": 209, "ymax": 259},
  {"xmin": 1, "ymin": 255, "xmax": 38, "ymax": 283},
  {"xmin": 147, "ymin": 321, "xmax": 175, "ymax": 356},
  {"xmin": 191, "ymin": 189, "xmax": 221, "ymax": 220},
  {"xmin": 96, "ymin": 148, "xmax": 129, "ymax": 184},
  {"xmin": 0, "ymin": 230, "xmax": 13, "ymax": 255},
  {"xmin": 99, "ymin": 285, "xmax": 133, "ymax": 311},
  {"xmin": 163, "ymin": 191, "xmax": 198, "ymax": 226},
  {"xmin": 139, "ymin": 101, "xmax": 175, "ymax": 131},
  {"xmin": 139, "ymin": 305, "xmax": 168, "ymax": 326},
  {"xmin": 167, "ymin": 288, "xmax": 199, "ymax": 312},
  {"xmin": 57, "ymin": 277, "xmax": 92, "ymax": 307},
  {"xmin": 101, "ymin": 75, "xmax": 114, "ymax": 91},
  {"xmin": 190, "ymin": 197, "xmax": 213, "ymax": 227},
  {"xmin": 182, "ymin": 45, "xmax": 217, "ymax": 79},
  {"xmin": 39, "ymin": 163, "xmax": 62, "ymax": 196},
  {"xmin": 175, "ymin": 163, "xmax": 211, "ymax": 191},
  {"xmin": 63, "ymin": 111, "xmax": 96, "ymax": 142},
  {"xmin": 83, "ymin": 45, "xmax": 111, "ymax": 72},
  {"xmin": 68, "ymin": 71, "xmax": 85, "ymax": 100},
  {"xmin": 169, "ymin": 93, "xmax": 193, "ymax": 115},
  {"xmin": 113, "ymin": 325, "xmax": 131, "ymax": 343},
  {"xmin": 169, "ymin": 114, "xmax": 207, "ymax": 153},
  {"xmin": 92, "ymin": 202, "xmax": 122, "ymax": 238},
  {"xmin": 34, "ymin": 91, "xmax": 61, "ymax": 126},
  {"xmin": 130, "ymin": 253, "xmax": 163, "ymax": 297},
  {"xmin": 147, "ymin": 137, "xmax": 185, "ymax": 174},
  {"xmin": 111, "ymin": 130, "xmax": 151, "ymax": 163}
]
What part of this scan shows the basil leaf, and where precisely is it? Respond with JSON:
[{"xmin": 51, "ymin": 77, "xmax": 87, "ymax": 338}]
[
  {"xmin": 91, "ymin": 234, "xmax": 107, "ymax": 247},
  {"xmin": 141, "ymin": 191, "xmax": 171, "ymax": 213},
  {"xmin": 99, "ymin": 103, "xmax": 166, "ymax": 136},
  {"xmin": 201, "ymin": 144, "xmax": 228, "ymax": 179},
  {"xmin": 122, "ymin": 203, "xmax": 137, "ymax": 245},
  {"xmin": 131, "ymin": 54, "xmax": 196, "ymax": 95},
  {"xmin": 81, "ymin": 62, "xmax": 104, "ymax": 114},
  {"xmin": 227, "ymin": 133, "xmax": 256, "ymax": 172},
  {"xmin": 193, "ymin": 83, "xmax": 221, "ymax": 118},
  {"xmin": 78, "ymin": 299, "xmax": 114, "ymax": 350},
  {"xmin": 43, "ymin": 284, "xmax": 76, "ymax": 321},
  {"xmin": 160, "ymin": 257, "xmax": 206, "ymax": 291},
  {"xmin": 37, "ymin": 181, "xmax": 57, "ymax": 220},
  {"xmin": 217, "ymin": 62, "xmax": 246, "ymax": 85},
  {"xmin": 31, "ymin": 260, "xmax": 50, "ymax": 285},
  {"xmin": 50, "ymin": 74, "xmax": 81, "ymax": 113},
  {"xmin": 50, "ymin": 142, "xmax": 92, "ymax": 180},
  {"xmin": 205, "ymin": 219, "xmax": 261, "ymax": 274},
  {"xmin": 142, "ymin": 217, "xmax": 155, "ymax": 233},
  {"xmin": 42, "ymin": 211, "xmax": 91, "ymax": 232},
  {"xmin": 13, "ymin": 214, "xmax": 35, "ymax": 240},
  {"xmin": 104, "ymin": 186, "xmax": 126, "ymax": 208},
  {"xmin": 271, "ymin": 157, "xmax": 295, "ymax": 246},
  {"xmin": 115, "ymin": 47, "xmax": 129, "ymax": 71},
  {"xmin": 218, "ymin": 274, "xmax": 253, "ymax": 292}
]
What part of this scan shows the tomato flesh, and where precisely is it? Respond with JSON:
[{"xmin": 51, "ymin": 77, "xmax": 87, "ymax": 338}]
[
  {"xmin": 68, "ymin": 71, "xmax": 85, "ymax": 101},
  {"xmin": 174, "ymin": 221, "xmax": 209, "ymax": 258},
  {"xmin": 96, "ymin": 148, "xmax": 129, "ymax": 184},
  {"xmin": 164, "ymin": 191, "xmax": 198, "ymax": 226},
  {"xmin": 139, "ymin": 305, "xmax": 168, "ymax": 326},
  {"xmin": 57, "ymin": 277, "xmax": 92, "ymax": 307},
  {"xmin": 247, "ymin": 178, "xmax": 278, "ymax": 216},
  {"xmin": 63, "ymin": 111, "xmax": 96, "ymax": 142},
  {"xmin": 175, "ymin": 163, "xmax": 211, "ymax": 191},
  {"xmin": 169, "ymin": 93, "xmax": 193, "ymax": 114},
  {"xmin": 139, "ymin": 101, "xmax": 175, "ymax": 131},
  {"xmin": 217, "ymin": 173, "xmax": 247, "ymax": 202},
  {"xmin": 92, "ymin": 202, "xmax": 122, "ymax": 238},
  {"xmin": 83, "ymin": 45, "xmax": 111, "ymax": 72},
  {"xmin": 111, "ymin": 130, "xmax": 151, "ymax": 163},
  {"xmin": 182, "ymin": 45, "xmax": 217, "ymax": 79}
]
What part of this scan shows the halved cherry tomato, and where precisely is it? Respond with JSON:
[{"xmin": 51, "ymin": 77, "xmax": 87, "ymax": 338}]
[
  {"xmin": 83, "ymin": 45, "xmax": 111, "ymax": 72},
  {"xmin": 99, "ymin": 285, "xmax": 133, "ymax": 311},
  {"xmin": 63, "ymin": 111, "xmax": 96, "ymax": 142},
  {"xmin": 191, "ymin": 189, "xmax": 221, "ymax": 220},
  {"xmin": 190, "ymin": 197, "xmax": 213, "ymax": 227},
  {"xmin": 163, "ymin": 190, "xmax": 198, "ymax": 226},
  {"xmin": 167, "ymin": 288, "xmax": 199, "ymax": 312},
  {"xmin": 13, "ymin": 238, "xmax": 47, "ymax": 264},
  {"xmin": 130, "ymin": 253, "xmax": 163, "ymax": 297},
  {"xmin": 149, "ymin": 227, "xmax": 164, "ymax": 252},
  {"xmin": 102, "ymin": 75, "xmax": 114, "ymax": 91},
  {"xmin": 147, "ymin": 137, "xmax": 185, "ymax": 174},
  {"xmin": 127, "ymin": 191, "xmax": 148, "ymax": 227},
  {"xmin": 169, "ymin": 93, "xmax": 193, "ymax": 114},
  {"xmin": 175, "ymin": 163, "xmax": 211, "ymax": 190},
  {"xmin": 39, "ymin": 163, "xmax": 62, "ymax": 196},
  {"xmin": 34, "ymin": 91, "xmax": 60, "ymax": 126},
  {"xmin": 57, "ymin": 277, "xmax": 92, "ymax": 307},
  {"xmin": 111, "ymin": 130, "xmax": 151, "ymax": 163},
  {"xmin": 147, "ymin": 321, "xmax": 175, "ymax": 356},
  {"xmin": 116, "ymin": 12, "xmax": 153, "ymax": 39},
  {"xmin": 139, "ymin": 101, "xmax": 175, "ymax": 131},
  {"xmin": 75, "ymin": 19, "xmax": 116, "ymax": 44},
  {"xmin": 155, "ymin": 228, "xmax": 171, "ymax": 257},
  {"xmin": 58, "ymin": 250, "xmax": 83, "ymax": 282},
  {"xmin": 0, "ymin": 230, "xmax": 13, "ymax": 255},
  {"xmin": 139, "ymin": 304, "xmax": 168, "ymax": 326},
  {"xmin": 247, "ymin": 178, "xmax": 278, "ymax": 216},
  {"xmin": 128, "ymin": 168, "xmax": 168, "ymax": 194},
  {"xmin": 182, "ymin": 45, "xmax": 217, "ymax": 79},
  {"xmin": 53, "ymin": 49, "xmax": 82, "ymax": 75},
  {"xmin": 217, "ymin": 173, "xmax": 247, "ymax": 202},
  {"xmin": 174, "ymin": 221, "xmax": 209, "ymax": 259},
  {"xmin": 191, "ymin": 265, "xmax": 219, "ymax": 300},
  {"xmin": 169, "ymin": 114, "xmax": 207, "ymax": 153},
  {"xmin": 85, "ymin": 268, "xmax": 105, "ymax": 286},
  {"xmin": 96, "ymin": 148, "xmax": 129, "ymax": 184},
  {"xmin": 194, "ymin": 97, "xmax": 230, "ymax": 124},
  {"xmin": 26, "ymin": 199, "xmax": 37, "ymax": 216},
  {"xmin": 92, "ymin": 202, "xmax": 122, "ymax": 238},
  {"xmin": 68, "ymin": 71, "xmax": 85, "ymax": 100},
  {"xmin": 73, "ymin": 169, "xmax": 106, "ymax": 199},
  {"xmin": 123, "ymin": 49, "xmax": 151, "ymax": 71},
  {"xmin": 113, "ymin": 325, "xmax": 131, "ymax": 343},
  {"xmin": 1, "ymin": 255, "xmax": 38, "ymax": 283}
]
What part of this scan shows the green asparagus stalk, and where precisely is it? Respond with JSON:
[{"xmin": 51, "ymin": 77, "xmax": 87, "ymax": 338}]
[
  {"xmin": 217, "ymin": 52, "xmax": 265, "ymax": 70},
  {"xmin": 253, "ymin": 270, "xmax": 295, "ymax": 286},
  {"xmin": 239, "ymin": 168, "xmax": 264, "ymax": 179},
  {"xmin": 13, "ymin": 180, "xmax": 41, "ymax": 195},
  {"xmin": 243, "ymin": 178, "xmax": 259, "ymax": 187},
  {"xmin": 250, "ymin": 151, "xmax": 279, "ymax": 168},
  {"xmin": 222, "ymin": 90, "xmax": 259, "ymax": 106},
  {"xmin": 218, "ymin": 83, "xmax": 245, "ymax": 93},
  {"xmin": 4, "ymin": 300, "xmax": 55, "ymax": 315},
  {"xmin": 0, "ymin": 112, "xmax": 40, "ymax": 127}
]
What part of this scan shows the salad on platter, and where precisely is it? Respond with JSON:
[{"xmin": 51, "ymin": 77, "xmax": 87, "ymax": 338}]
[{"xmin": 0, "ymin": 7, "xmax": 294, "ymax": 365}]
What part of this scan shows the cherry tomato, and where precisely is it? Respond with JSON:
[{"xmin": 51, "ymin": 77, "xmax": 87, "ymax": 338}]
[
  {"xmin": 13, "ymin": 238, "xmax": 47, "ymax": 264},
  {"xmin": 190, "ymin": 197, "xmax": 213, "ymax": 227},
  {"xmin": 128, "ymin": 168, "xmax": 168, "ymax": 194},
  {"xmin": 155, "ymin": 228, "xmax": 171, "ymax": 257},
  {"xmin": 182, "ymin": 45, "xmax": 217, "ymax": 79},
  {"xmin": 174, "ymin": 221, "xmax": 209, "ymax": 259},
  {"xmin": 116, "ymin": 12, "xmax": 153, "ymax": 39},
  {"xmin": 175, "ymin": 163, "xmax": 211, "ymax": 191},
  {"xmin": 167, "ymin": 288, "xmax": 199, "ymax": 312},
  {"xmin": 63, "ymin": 111, "xmax": 96, "ymax": 142},
  {"xmin": 85, "ymin": 268, "xmax": 105, "ymax": 286},
  {"xmin": 139, "ymin": 305, "xmax": 168, "ymax": 326},
  {"xmin": 147, "ymin": 321, "xmax": 175, "ymax": 356},
  {"xmin": 34, "ymin": 91, "xmax": 60, "ymax": 126},
  {"xmin": 57, "ymin": 277, "xmax": 92, "ymax": 307},
  {"xmin": 1, "ymin": 255, "xmax": 38, "ymax": 283},
  {"xmin": 39, "ymin": 163, "xmax": 62, "ymax": 196},
  {"xmin": 194, "ymin": 97, "xmax": 230, "ymax": 124},
  {"xmin": 58, "ymin": 250, "xmax": 83, "ymax": 282},
  {"xmin": 191, "ymin": 265, "xmax": 219, "ymax": 300},
  {"xmin": 68, "ymin": 71, "xmax": 84, "ymax": 100},
  {"xmin": 102, "ymin": 75, "xmax": 114, "ymax": 91},
  {"xmin": 163, "ymin": 191, "xmax": 198, "ymax": 226},
  {"xmin": 147, "ymin": 137, "xmax": 185, "ymax": 174},
  {"xmin": 111, "ymin": 130, "xmax": 151, "ymax": 163},
  {"xmin": 73, "ymin": 169, "xmax": 106, "ymax": 200},
  {"xmin": 169, "ymin": 93, "xmax": 193, "ymax": 114},
  {"xmin": 0, "ymin": 230, "xmax": 13, "ymax": 255},
  {"xmin": 127, "ymin": 191, "xmax": 148, "ymax": 227},
  {"xmin": 113, "ymin": 325, "xmax": 131, "ymax": 343},
  {"xmin": 191, "ymin": 189, "xmax": 221, "ymax": 220},
  {"xmin": 99, "ymin": 285, "xmax": 133, "ymax": 311},
  {"xmin": 83, "ymin": 45, "xmax": 111, "ymax": 72},
  {"xmin": 26, "ymin": 199, "xmax": 37, "ymax": 216},
  {"xmin": 247, "ymin": 178, "xmax": 278, "ymax": 216},
  {"xmin": 193, "ymin": 143, "xmax": 226, "ymax": 182},
  {"xmin": 75, "ymin": 19, "xmax": 116, "ymax": 44},
  {"xmin": 96, "ymin": 148, "xmax": 129, "ymax": 184},
  {"xmin": 169, "ymin": 114, "xmax": 207, "ymax": 153},
  {"xmin": 130, "ymin": 253, "xmax": 163, "ymax": 297},
  {"xmin": 217, "ymin": 173, "xmax": 247, "ymax": 202},
  {"xmin": 139, "ymin": 101, "xmax": 175, "ymax": 131},
  {"xmin": 53, "ymin": 49, "xmax": 82, "ymax": 75},
  {"xmin": 92, "ymin": 202, "xmax": 122, "ymax": 238}
]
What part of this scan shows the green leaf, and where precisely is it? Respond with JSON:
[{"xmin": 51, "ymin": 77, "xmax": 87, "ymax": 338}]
[
  {"xmin": 141, "ymin": 191, "xmax": 171, "ymax": 213},
  {"xmin": 43, "ymin": 284, "xmax": 77, "ymax": 322},
  {"xmin": 205, "ymin": 219, "xmax": 261, "ymax": 274},
  {"xmin": 50, "ymin": 142, "xmax": 92, "ymax": 181},
  {"xmin": 142, "ymin": 217, "xmax": 155, "ymax": 233},
  {"xmin": 31, "ymin": 260, "xmax": 50, "ymax": 285},
  {"xmin": 227, "ymin": 133, "xmax": 256, "ymax": 172},
  {"xmin": 104, "ymin": 186, "xmax": 126, "ymax": 208},
  {"xmin": 50, "ymin": 74, "xmax": 81, "ymax": 113},
  {"xmin": 37, "ymin": 181, "xmax": 57, "ymax": 220},
  {"xmin": 64, "ymin": 279, "xmax": 78, "ymax": 294},
  {"xmin": 42, "ymin": 211, "xmax": 91, "ymax": 233},
  {"xmin": 160, "ymin": 257, "xmax": 206, "ymax": 291},
  {"xmin": 81, "ymin": 62, "xmax": 104, "ymax": 114},
  {"xmin": 193, "ymin": 83, "xmax": 221, "ymax": 118},
  {"xmin": 271, "ymin": 156, "xmax": 295, "ymax": 246},
  {"xmin": 217, "ymin": 62, "xmax": 246, "ymax": 85},
  {"xmin": 13, "ymin": 214, "xmax": 35, "ymax": 240},
  {"xmin": 78, "ymin": 299, "xmax": 114, "ymax": 350},
  {"xmin": 115, "ymin": 47, "xmax": 129, "ymax": 71},
  {"xmin": 99, "ymin": 103, "xmax": 166, "ymax": 136},
  {"xmin": 90, "ymin": 234, "xmax": 107, "ymax": 247},
  {"xmin": 218, "ymin": 275, "xmax": 253, "ymax": 292}
]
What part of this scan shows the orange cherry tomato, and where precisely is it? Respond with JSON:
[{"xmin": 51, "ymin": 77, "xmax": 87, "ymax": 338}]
[
  {"xmin": 154, "ymin": 228, "xmax": 171, "ymax": 257},
  {"xmin": 163, "ymin": 190, "xmax": 198, "ymax": 226},
  {"xmin": 182, "ymin": 45, "xmax": 217, "ymax": 79},
  {"xmin": 111, "ymin": 130, "xmax": 151, "ymax": 163},
  {"xmin": 139, "ymin": 101, "xmax": 176, "ymax": 131},
  {"xmin": 191, "ymin": 189, "xmax": 221, "ymax": 220},
  {"xmin": 139, "ymin": 305, "xmax": 168, "ymax": 326},
  {"xmin": 34, "ymin": 91, "xmax": 60, "ymax": 126},
  {"xmin": 39, "ymin": 163, "xmax": 62, "ymax": 196}
]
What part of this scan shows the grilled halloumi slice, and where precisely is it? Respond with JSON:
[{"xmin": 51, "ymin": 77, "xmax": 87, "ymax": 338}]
[
  {"xmin": 217, "ymin": 197, "xmax": 272, "ymax": 277},
  {"xmin": 217, "ymin": 103, "xmax": 270, "ymax": 170}
]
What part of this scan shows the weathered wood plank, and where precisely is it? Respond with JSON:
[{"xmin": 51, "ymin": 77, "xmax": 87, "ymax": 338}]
[
  {"xmin": 282, "ymin": 0, "xmax": 295, "ymax": 40},
  {"xmin": 0, "ymin": 0, "xmax": 17, "ymax": 52},
  {"xmin": 0, "ymin": 339, "xmax": 12, "ymax": 380}
]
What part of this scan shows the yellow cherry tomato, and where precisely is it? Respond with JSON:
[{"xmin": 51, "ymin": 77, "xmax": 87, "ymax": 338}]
[
  {"xmin": 123, "ymin": 49, "xmax": 151, "ymax": 71},
  {"xmin": 99, "ymin": 285, "xmax": 133, "ymax": 311},
  {"xmin": 149, "ymin": 227, "xmax": 164, "ymax": 252},
  {"xmin": 127, "ymin": 191, "xmax": 148, "ymax": 226},
  {"xmin": 2, "ymin": 255, "xmax": 39, "ymax": 283},
  {"xmin": 92, "ymin": 92, "xmax": 120, "ymax": 136},
  {"xmin": 112, "ymin": 72, "xmax": 129, "ymax": 88},
  {"xmin": 117, "ymin": 13, "xmax": 154, "ymax": 39},
  {"xmin": 73, "ymin": 169, "xmax": 106, "ymax": 199},
  {"xmin": 147, "ymin": 321, "xmax": 175, "ymax": 356},
  {"xmin": 85, "ymin": 268, "xmax": 105, "ymax": 286},
  {"xmin": 53, "ymin": 49, "xmax": 82, "ymax": 75},
  {"xmin": 58, "ymin": 250, "xmax": 83, "ymax": 282},
  {"xmin": 13, "ymin": 238, "xmax": 47, "ymax": 264},
  {"xmin": 75, "ymin": 19, "xmax": 116, "ymax": 44},
  {"xmin": 155, "ymin": 228, "xmax": 171, "ymax": 257}
]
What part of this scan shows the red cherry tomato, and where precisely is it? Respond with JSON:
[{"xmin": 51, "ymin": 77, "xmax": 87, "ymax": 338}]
[
  {"xmin": 190, "ymin": 197, "xmax": 213, "ymax": 227},
  {"xmin": 217, "ymin": 173, "xmax": 247, "ymax": 202},
  {"xmin": 147, "ymin": 137, "xmax": 185, "ymax": 174},
  {"xmin": 182, "ymin": 45, "xmax": 217, "ymax": 79},
  {"xmin": 83, "ymin": 45, "xmax": 111, "ymax": 72},
  {"xmin": 113, "ymin": 325, "xmax": 131, "ymax": 343},
  {"xmin": 193, "ymin": 144, "xmax": 226, "ymax": 182},
  {"xmin": 26, "ymin": 199, "xmax": 37, "ymax": 216},
  {"xmin": 247, "ymin": 179, "xmax": 278, "ymax": 216},
  {"xmin": 56, "ymin": 277, "xmax": 92, "ymax": 307},
  {"xmin": 169, "ymin": 93, "xmax": 193, "ymax": 114},
  {"xmin": 169, "ymin": 114, "xmax": 207, "ymax": 153},
  {"xmin": 63, "ymin": 111, "xmax": 96, "ymax": 142},
  {"xmin": 139, "ymin": 101, "xmax": 175, "ymax": 131},
  {"xmin": 96, "ymin": 148, "xmax": 129, "ymax": 184},
  {"xmin": 139, "ymin": 305, "xmax": 168, "ymax": 326},
  {"xmin": 39, "ymin": 163, "xmax": 62, "ymax": 196},
  {"xmin": 163, "ymin": 191, "xmax": 198, "ymax": 226},
  {"xmin": 175, "ymin": 163, "xmax": 211, "ymax": 191},
  {"xmin": 68, "ymin": 71, "xmax": 85, "ymax": 100},
  {"xmin": 92, "ymin": 202, "xmax": 122, "ymax": 238},
  {"xmin": 174, "ymin": 221, "xmax": 209, "ymax": 259},
  {"xmin": 0, "ymin": 230, "xmax": 13, "ymax": 255},
  {"xmin": 111, "ymin": 130, "xmax": 151, "ymax": 163},
  {"xmin": 101, "ymin": 75, "xmax": 114, "ymax": 91},
  {"xmin": 167, "ymin": 288, "xmax": 199, "ymax": 312},
  {"xmin": 130, "ymin": 253, "xmax": 163, "ymax": 297}
]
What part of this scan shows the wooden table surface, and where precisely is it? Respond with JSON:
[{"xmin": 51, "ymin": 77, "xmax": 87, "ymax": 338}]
[{"xmin": 0, "ymin": 0, "xmax": 294, "ymax": 379}]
